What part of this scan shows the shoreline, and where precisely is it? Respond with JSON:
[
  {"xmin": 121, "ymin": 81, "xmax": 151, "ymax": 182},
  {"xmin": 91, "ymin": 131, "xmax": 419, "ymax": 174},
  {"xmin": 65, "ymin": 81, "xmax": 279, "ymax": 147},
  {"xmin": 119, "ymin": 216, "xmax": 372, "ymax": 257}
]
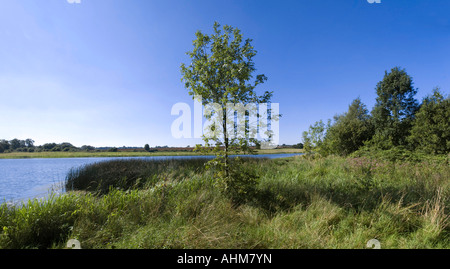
[{"xmin": 0, "ymin": 148, "xmax": 304, "ymax": 159}]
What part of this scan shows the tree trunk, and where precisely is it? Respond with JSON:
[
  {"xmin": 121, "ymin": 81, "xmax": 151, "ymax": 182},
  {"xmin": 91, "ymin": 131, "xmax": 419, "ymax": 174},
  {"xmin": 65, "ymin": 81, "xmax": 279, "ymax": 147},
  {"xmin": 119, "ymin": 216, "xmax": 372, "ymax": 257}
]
[{"xmin": 223, "ymin": 108, "xmax": 229, "ymax": 178}]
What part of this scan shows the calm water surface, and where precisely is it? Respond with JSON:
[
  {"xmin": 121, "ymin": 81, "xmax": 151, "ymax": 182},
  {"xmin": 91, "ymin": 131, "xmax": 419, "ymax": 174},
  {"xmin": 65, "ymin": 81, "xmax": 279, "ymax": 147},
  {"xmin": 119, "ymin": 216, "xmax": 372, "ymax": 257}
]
[{"xmin": 0, "ymin": 153, "xmax": 302, "ymax": 203}]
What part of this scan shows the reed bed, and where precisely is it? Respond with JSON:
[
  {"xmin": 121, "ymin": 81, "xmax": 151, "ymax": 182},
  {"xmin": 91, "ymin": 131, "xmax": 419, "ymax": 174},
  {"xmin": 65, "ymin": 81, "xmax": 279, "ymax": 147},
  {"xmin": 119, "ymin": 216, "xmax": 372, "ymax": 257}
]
[{"xmin": 65, "ymin": 158, "xmax": 209, "ymax": 195}]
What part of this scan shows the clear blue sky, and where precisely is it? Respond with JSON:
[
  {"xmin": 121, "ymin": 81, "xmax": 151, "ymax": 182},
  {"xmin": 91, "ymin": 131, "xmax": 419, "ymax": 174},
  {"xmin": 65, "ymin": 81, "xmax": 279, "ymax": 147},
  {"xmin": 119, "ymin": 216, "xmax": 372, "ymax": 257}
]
[{"xmin": 0, "ymin": 0, "xmax": 449, "ymax": 147}]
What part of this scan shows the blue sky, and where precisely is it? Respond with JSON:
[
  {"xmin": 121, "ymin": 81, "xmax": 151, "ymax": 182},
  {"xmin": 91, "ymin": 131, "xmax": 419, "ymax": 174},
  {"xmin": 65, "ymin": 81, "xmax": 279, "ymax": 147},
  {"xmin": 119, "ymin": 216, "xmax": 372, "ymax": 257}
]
[{"xmin": 0, "ymin": 0, "xmax": 449, "ymax": 147}]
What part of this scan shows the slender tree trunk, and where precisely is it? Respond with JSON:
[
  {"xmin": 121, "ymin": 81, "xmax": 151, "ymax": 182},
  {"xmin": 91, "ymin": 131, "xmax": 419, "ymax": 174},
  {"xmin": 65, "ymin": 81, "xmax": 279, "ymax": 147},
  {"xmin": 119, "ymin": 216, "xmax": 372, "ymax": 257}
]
[{"xmin": 223, "ymin": 109, "xmax": 229, "ymax": 178}]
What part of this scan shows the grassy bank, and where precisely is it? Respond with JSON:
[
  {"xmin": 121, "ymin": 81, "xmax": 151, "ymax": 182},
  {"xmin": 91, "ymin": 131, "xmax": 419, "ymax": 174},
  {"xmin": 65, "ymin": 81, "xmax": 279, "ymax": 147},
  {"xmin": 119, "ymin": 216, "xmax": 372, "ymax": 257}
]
[
  {"xmin": 0, "ymin": 148, "xmax": 303, "ymax": 159},
  {"xmin": 0, "ymin": 155, "xmax": 448, "ymax": 249}
]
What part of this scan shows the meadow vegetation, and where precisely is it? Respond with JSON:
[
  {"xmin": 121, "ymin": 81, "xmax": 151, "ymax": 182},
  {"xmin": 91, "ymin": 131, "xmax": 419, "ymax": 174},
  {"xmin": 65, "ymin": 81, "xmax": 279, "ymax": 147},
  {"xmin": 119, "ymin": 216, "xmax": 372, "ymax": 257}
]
[{"xmin": 1, "ymin": 154, "xmax": 448, "ymax": 249}]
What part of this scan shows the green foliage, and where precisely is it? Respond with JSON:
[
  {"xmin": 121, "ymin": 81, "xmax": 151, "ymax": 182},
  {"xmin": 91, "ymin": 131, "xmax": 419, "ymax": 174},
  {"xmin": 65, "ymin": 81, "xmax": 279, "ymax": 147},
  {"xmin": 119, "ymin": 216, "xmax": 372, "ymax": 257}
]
[
  {"xmin": 0, "ymin": 193, "xmax": 81, "ymax": 249},
  {"xmin": 181, "ymin": 22, "xmax": 275, "ymax": 204},
  {"xmin": 181, "ymin": 22, "xmax": 273, "ymax": 159},
  {"xmin": 42, "ymin": 143, "xmax": 57, "ymax": 151},
  {"xmin": 0, "ymin": 139, "xmax": 10, "ymax": 153},
  {"xmin": 325, "ymin": 98, "xmax": 374, "ymax": 156},
  {"xmin": 352, "ymin": 145, "xmax": 449, "ymax": 163},
  {"xmin": 81, "ymin": 145, "xmax": 95, "ymax": 151},
  {"xmin": 0, "ymin": 139, "xmax": 84, "ymax": 154},
  {"xmin": 218, "ymin": 157, "xmax": 260, "ymax": 207},
  {"xmin": 371, "ymin": 67, "xmax": 419, "ymax": 147},
  {"xmin": 301, "ymin": 119, "xmax": 330, "ymax": 156},
  {"xmin": 144, "ymin": 144, "xmax": 150, "ymax": 152},
  {"xmin": 292, "ymin": 143, "xmax": 303, "ymax": 149},
  {"xmin": 9, "ymin": 139, "xmax": 23, "ymax": 150},
  {"xmin": 408, "ymin": 88, "xmax": 450, "ymax": 154},
  {"xmin": 301, "ymin": 67, "xmax": 448, "ymax": 158},
  {"xmin": 180, "ymin": 22, "xmax": 272, "ymax": 107}
]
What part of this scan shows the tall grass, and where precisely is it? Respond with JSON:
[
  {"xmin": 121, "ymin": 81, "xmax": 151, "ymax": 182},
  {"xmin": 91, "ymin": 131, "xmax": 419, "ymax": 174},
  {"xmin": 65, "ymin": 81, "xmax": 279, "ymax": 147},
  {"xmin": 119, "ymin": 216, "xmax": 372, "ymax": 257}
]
[
  {"xmin": 65, "ymin": 158, "xmax": 208, "ymax": 195},
  {"xmin": 1, "ymin": 155, "xmax": 448, "ymax": 249},
  {"xmin": 0, "ymin": 193, "xmax": 81, "ymax": 248}
]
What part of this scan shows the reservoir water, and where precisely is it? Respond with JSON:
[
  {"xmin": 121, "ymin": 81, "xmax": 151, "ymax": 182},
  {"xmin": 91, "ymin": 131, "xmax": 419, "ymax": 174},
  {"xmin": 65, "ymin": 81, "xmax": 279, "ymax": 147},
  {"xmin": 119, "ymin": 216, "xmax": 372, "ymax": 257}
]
[{"xmin": 0, "ymin": 153, "xmax": 302, "ymax": 203}]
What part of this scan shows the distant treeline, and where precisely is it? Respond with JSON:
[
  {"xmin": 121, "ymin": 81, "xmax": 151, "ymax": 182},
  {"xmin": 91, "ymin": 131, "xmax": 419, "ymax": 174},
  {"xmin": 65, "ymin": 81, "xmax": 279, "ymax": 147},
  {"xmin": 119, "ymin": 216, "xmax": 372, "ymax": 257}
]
[
  {"xmin": 0, "ymin": 138, "xmax": 186, "ymax": 153},
  {"xmin": 0, "ymin": 139, "xmax": 97, "ymax": 153},
  {"xmin": 0, "ymin": 140, "xmax": 157, "ymax": 153},
  {"xmin": 0, "ymin": 139, "xmax": 303, "ymax": 154},
  {"xmin": 302, "ymin": 67, "xmax": 450, "ymax": 158}
]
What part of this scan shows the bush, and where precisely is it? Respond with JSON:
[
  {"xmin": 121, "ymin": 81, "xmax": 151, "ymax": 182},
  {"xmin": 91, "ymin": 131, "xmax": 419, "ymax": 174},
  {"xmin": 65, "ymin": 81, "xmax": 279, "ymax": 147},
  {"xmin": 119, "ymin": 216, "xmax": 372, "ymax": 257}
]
[
  {"xmin": 352, "ymin": 145, "xmax": 449, "ymax": 164},
  {"xmin": 326, "ymin": 98, "xmax": 374, "ymax": 156},
  {"xmin": 408, "ymin": 88, "xmax": 450, "ymax": 154},
  {"xmin": 223, "ymin": 160, "xmax": 260, "ymax": 207}
]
